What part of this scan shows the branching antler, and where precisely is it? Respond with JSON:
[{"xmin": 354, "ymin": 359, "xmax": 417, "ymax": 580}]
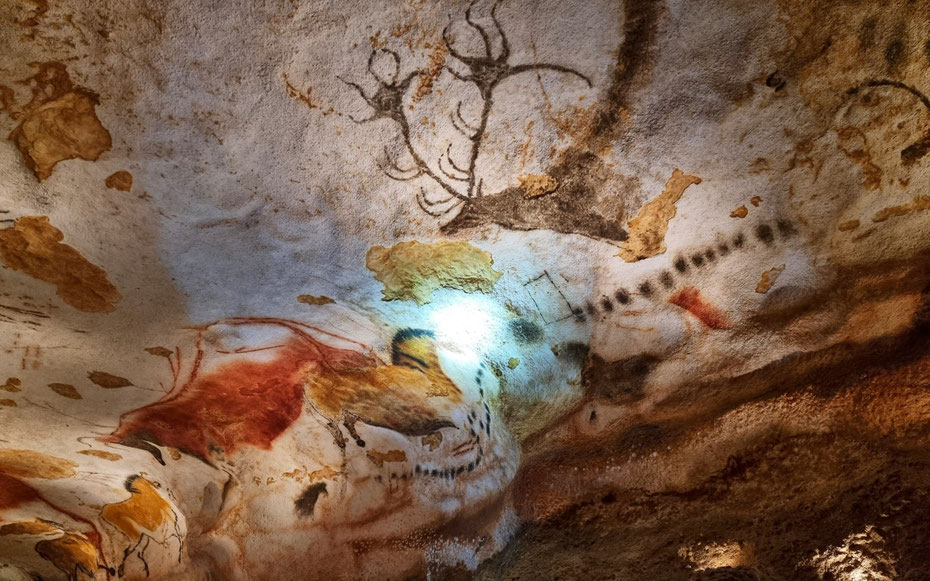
[
  {"xmin": 847, "ymin": 78, "xmax": 930, "ymax": 166},
  {"xmin": 341, "ymin": 0, "xmax": 593, "ymax": 219}
]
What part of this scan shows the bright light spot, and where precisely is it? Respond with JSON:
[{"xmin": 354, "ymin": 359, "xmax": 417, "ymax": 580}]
[{"xmin": 430, "ymin": 298, "xmax": 499, "ymax": 355}]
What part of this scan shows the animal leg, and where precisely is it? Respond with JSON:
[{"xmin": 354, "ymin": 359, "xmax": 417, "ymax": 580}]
[{"xmin": 342, "ymin": 412, "xmax": 366, "ymax": 448}]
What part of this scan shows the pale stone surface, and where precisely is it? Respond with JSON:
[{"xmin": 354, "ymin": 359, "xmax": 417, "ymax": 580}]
[{"xmin": 0, "ymin": 0, "xmax": 929, "ymax": 579}]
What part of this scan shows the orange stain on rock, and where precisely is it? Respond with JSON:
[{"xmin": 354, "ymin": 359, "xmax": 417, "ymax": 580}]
[
  {"xmin": 0, "ymin": 216, "xmax": 120, "ymax": 312},
  {"xmin": 105, "ymin": 170, "xmax": 133, "ymax": 191},
  {"xmin": 0, "ymin": 520, "xmax": 59, "ymax": 536},
  {"xmin": 9, "ymin": 62, "xmax": 112, "ymax": 182},
  {"xmin": 669, "ymin": 286, "xmax": 731, "ymax": 330}
]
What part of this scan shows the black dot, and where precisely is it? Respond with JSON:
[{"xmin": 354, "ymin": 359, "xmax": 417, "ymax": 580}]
[
  {"xmin": 614, "ymin": 289, "xmax": 630, "ymax": 304},
  {"xmin": 467, "ymin": 463, "xmax": 474, "ymax": 472},
  {"xmin": 885, "ymin": 39, "xmax": 904, "ymax": 66},
  {"xmin": 755, "ymin": 223, "xmax": 775, "ymax": 245},
  {"xmin": 601, "ymin": 297, "xmax": 614, "ymax": 312},
  {"xmin": 456, "ymin": 466, "xmax": 464, "ymax": 474},
  {"xmin": 674, "ymin": 256, "xmax": 689, "ymax": 273},
  {"xmin": 431, "ymin": 469, "xmax": 439, "ymax": 477},
  {"xmin": 718, "ymin": 243, "xmax": 730, "ymax": 256},
  {"xmin": 572, "ymin": 307, "xmax": 585, "ymax": 322},
  {"xmin": 660, "ymin": 271, "xmax": 674, "ymax": 289},
  {"xmin": 776, "ymin": 218, "xmax": 797, "ymax": 238},
  {"xmin": 585, "ymin": 301, "xmax": 597, "ymax": 315},
  {"xmin": 704, "ymin": 249, "xmax": 716, "ymax": 262},
  {"xmin": 638, "ymin": 281, "xmax": 653, "ymax": 296},
  {"xmin": 733, "ymin": 232, "xmax": 745, "ymax": 248},
  {"xmin": 691, "ymin": 254, "xmax": 705, "ymax": 267},
  {"xmin": 415, "ymin": 465, "xmax": 422, "ymax": 474}
]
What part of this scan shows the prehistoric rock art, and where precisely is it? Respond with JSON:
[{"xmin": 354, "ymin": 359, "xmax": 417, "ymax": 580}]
[
  {"xmin": 618, "ymin": 168, "xmax": 701, "ymax": 262},
  {"xmin": 105, "ymin": 171, "xmax": 133, "ymax": 192},
  {"xmin": 3, "ymin": 62, "xmax": 111, "ymax": 181},
  {"xmin": 366, "ymin": 240, "xmax": 502, "ymax": 304},
  {"xmin": 2, "ymin": 0, "xmax": 930, "ymax": 579},
  {"xmin": 0, "ymin": 216, "xmax": 120, "ymax": 313}
]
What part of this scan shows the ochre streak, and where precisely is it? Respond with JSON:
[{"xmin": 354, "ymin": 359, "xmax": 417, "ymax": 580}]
[{"xmin": 669, "ymin": 286, "xmax": 731, "ymax": 330}]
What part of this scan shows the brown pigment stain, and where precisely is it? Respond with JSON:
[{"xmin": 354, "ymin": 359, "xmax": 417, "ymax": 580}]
[
  {"xmin": 0, "ymin": 449, "xmax": 77, "ymax": 479},
  {"xmin": 283, "ymin": 73, "xmax": 321, "ymax": 112},
  {"xmin": 308, "ymin": 467, "xmax": 340, "ymax": 482},
  {"xmin": 77, "ymin": 450, "xmax": 122, "ymax": 462},
  {"xmin": 0, "ymin": 520, "xmax": 59, "ymax": 536},
  {"xmin": 519, "ymin": 174, "xmax": 559, "ymax": 199},
  {"xmin": 421, "ymin": 431, "xmax": 443, "ymax": 451},
  {"xmin": 838, "ymin": 219, "xmax": 861, "ymax": 231},
  {"xmin": 0, "ymin": 216, "xmax": 120, "ymax": 312},
  {"xmin": 87, "ymin": 371, "xmax": 132, "ymax": 389},
  {"xmin": 1, "ymin": 377, "xmax": 21, "ymax": 392},
  {"xmin": 366, "ymin": 449, "xmax": 408, "ymax": 467},
  {"xmin": 0, "ymin": 399, "xmax": 15, "ymax": 407},
  {"xmin": 756, "ymin": 264, "xmax": 786, "ymax": 294},
  {"xmin": 872, "ymin": 196, "xmax": 930, "ymax": 222},
  {"xmin": 19, "ymin": 0, "xmax": 49, "ymax": 33},
  {"xmin": 105, "ymin": 170, "xmax": 133, "ymax": 191},
  {"xmin": 837, "ymin": 127, "xmax": 882, "ymax": 191},
  {"xmin": 297, "ymin": 294, "xmax": 335, "ymax": 305},
  {"xmin": 102, "ymin": 477, "xmax": 175, "ymax": 543},
  {"xmin": 49, "ymin": 383, "xmax": 81, "ymax": 399},
  {"xmin": 144, "ymin": 346, "xmax": 173, "ymax": 358},
  {"xmin": 619, "ymin": 169, "xmax": 701, "ymax": 262},
  {"xmin": 750, "ymin": 196, "xmax": 763, "ymax": 206},
  {"xmin": 366, "ymin": 240, "xmax": 502, "ymax": 305},
  {"xmin": 669, "ymin": 286, "xmax": 731, "ymax": 330},
  {"xmin": 413, "ymin": 43, "xmax": 447, "ymax": 102},
  {"xmin": 731, "ymin": 205, "xmax": 748, "ymax": 218},
  {"xmin": 9, "ymin": 63, "xmax": 112, "ymax": 181}
]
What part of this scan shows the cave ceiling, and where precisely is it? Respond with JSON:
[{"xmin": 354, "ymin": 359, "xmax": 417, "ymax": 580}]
[{"xmin": 1, "ymin": 0, "xmax": 930, "ymax": 579}]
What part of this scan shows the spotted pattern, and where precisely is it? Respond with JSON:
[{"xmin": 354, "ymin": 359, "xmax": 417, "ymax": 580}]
[{"xmin": 572, "ymin": 218, "xmax": 797, "ymax": 323}]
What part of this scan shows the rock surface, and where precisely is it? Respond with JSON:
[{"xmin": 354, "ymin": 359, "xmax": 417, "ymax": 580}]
[{"xmin": 0, "ymin": 0, "xmax": 929, "ymax": 579}]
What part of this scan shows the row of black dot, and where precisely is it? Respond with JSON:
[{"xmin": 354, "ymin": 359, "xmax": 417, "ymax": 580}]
[
  {"xmin": 374, "ymin": 449, "xmax": 484, "ymax": 483},
  {"xmin": 572, "ymin": 218, "xmax": 798, "ymax": 323}
]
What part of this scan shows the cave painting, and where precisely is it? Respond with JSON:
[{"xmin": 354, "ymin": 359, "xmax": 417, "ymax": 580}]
[
  {"xmin": 341, "ymin": 0, "xmax": 622, "ymax": 239},
  {"xmin": 4, "ymin": 0, "xmax": 930, "ymax": 578},
  {"xmin": 105, "ymin": 319, "xmax": 493, "ymax": 483}
]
